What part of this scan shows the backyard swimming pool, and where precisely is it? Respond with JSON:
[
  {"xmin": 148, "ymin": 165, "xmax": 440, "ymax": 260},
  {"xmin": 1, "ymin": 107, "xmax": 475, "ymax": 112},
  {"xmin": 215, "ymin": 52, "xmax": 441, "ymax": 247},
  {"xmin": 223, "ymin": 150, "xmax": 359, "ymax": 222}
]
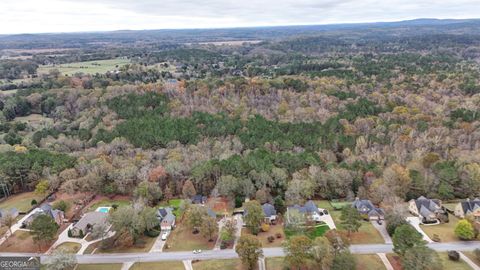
[{"xmin": 96, "ymin": 206, "xmax": 111, "ymax": 213}]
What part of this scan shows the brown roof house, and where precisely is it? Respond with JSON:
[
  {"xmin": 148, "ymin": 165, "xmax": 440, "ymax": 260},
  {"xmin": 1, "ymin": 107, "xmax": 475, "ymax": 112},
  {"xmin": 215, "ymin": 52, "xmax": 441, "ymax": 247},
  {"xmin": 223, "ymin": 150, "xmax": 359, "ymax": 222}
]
[{"xmin": 70, "ymin": 212, "xmax": 108, "ymax": 238}]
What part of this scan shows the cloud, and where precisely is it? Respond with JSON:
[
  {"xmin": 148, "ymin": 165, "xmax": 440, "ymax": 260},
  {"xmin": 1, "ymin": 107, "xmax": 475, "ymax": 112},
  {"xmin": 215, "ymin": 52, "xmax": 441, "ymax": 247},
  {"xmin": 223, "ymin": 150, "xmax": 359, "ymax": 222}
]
[{"xmin": 0, "ymin": 0, "xmax": 479, "ymax": 34}]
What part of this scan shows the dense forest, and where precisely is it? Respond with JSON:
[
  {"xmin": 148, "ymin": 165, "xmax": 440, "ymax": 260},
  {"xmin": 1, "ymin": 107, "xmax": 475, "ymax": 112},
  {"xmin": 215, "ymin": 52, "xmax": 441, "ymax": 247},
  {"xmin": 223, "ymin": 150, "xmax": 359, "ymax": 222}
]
[{"xmin": 1, "ymin": 19, "xmax": 480, "ymax": 211}]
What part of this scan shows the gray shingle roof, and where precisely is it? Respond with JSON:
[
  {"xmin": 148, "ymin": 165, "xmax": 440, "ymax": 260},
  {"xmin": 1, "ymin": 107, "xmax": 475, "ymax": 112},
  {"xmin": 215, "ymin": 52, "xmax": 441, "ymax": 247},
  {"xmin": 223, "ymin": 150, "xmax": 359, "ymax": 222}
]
[
  {"xmin": 461, "ymin": 198, "xmax": 480, "ymax": 214},
  {"xmin": 74, "ymin": 212, "xmax": 108, "ymax": 232},
  {"xmin": 262, "ymin": 203, "xmax": 276, "ymax": 218}
]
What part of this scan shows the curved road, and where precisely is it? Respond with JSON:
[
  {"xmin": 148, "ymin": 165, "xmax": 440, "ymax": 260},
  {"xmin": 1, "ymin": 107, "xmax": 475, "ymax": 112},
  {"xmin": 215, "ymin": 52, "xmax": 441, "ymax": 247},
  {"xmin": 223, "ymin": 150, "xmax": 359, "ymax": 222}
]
[{"xmin": 2, "ymin": 241, "xmax": 479, "ymax": 264}]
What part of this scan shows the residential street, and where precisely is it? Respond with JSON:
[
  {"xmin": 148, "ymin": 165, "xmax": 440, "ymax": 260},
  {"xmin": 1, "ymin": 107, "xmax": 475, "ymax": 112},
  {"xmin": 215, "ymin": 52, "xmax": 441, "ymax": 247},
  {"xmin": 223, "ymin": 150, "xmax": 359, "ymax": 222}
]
[{"xmin": 6, "ymin": 241, "xmax": 478, "ymax": 264}]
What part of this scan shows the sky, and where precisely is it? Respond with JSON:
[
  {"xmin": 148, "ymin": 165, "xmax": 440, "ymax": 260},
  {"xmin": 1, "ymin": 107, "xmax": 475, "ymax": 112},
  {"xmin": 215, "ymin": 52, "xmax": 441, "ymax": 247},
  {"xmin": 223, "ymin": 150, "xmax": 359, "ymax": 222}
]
[{"xmin": 0, "ymin": 0, "xmax": 479, "ymax": 34}]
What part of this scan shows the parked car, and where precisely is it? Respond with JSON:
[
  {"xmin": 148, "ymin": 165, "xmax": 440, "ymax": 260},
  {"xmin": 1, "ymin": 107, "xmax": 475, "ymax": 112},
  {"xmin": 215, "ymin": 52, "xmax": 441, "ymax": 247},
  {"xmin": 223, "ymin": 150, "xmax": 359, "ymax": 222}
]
[{"xmin": 161, "ymin": 232, "xmax": 168, "ymax": 241}]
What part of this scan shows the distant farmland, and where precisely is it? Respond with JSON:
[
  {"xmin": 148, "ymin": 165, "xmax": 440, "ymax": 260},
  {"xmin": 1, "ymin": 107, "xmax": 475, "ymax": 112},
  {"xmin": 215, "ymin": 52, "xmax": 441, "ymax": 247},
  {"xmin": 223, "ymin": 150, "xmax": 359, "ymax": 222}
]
[{"xmin": 37, "ymin": 58, "xmax": 130, "ymax": 76}]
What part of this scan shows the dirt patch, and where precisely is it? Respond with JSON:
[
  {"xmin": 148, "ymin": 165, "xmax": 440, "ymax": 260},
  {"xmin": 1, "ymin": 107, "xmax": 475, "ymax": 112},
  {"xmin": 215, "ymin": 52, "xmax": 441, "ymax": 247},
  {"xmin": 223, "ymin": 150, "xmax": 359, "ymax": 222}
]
[
  {"xmin": 206, "ymin": 197, "xmax": 230, "ymax": 215},
  {"xmin": 386, "ymin": 254, "xmax": 403, "ymax": 270}
]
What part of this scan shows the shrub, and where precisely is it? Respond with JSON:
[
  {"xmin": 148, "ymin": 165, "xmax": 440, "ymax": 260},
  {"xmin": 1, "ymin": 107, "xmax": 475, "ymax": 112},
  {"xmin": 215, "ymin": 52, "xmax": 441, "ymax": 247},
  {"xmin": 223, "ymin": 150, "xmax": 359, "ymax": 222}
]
[
  {"xmin": 220, "ymin": 241, "xmax": 228, "ymax": 249},
  {"xmin": 448, "ymin": 250, "xmax": 460, "ymax": 261},
  {"xmin": 67, "ymin": 229, "xmax": 72, "ymax": 238},
  {"xmin": 261, "ymin": 223, "xmax": 270, "ymax": 232},
  {"xmin": 276, "ymin": 233, "xmax": 282, "ymax": 239},
  {"xmin": 432, "ymin": 234, "xmax": 441, "ymax": 242},
  {"xmin": 267, "ymin": 236, "xmax": 275, "ymax": 243},
  {"xmin": 53, "ymin": 200, "xmax": 69, "ymax": 212},
  {"xmin": 145, "ymin": 229, "xmax": 160, "ymax": 237},
  {"xmin": 455, "ymin": 219, "xmax": 475, "ymax": 240},
  {"xmin": 31, "ymin": 199, "xmax": 38, "ymax": 206}
]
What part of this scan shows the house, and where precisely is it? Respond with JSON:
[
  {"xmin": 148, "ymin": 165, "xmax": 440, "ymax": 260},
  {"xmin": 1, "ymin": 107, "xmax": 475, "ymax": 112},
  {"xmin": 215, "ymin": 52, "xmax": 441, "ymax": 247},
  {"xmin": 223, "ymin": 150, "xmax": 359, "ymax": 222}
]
[
  {"xmin": 408, "ymin": 196, "xmax": 447, "ymax": 223},
  {"xmin": 286, "ymin": 200, "xmax": 329, "ymax": 225},
  {"xmin": 454, "ymin": 198, "xmax": 480, "ymax": 221},
  {"xmin": 22, "ymin": 204, "xmax": 65, "ymax": 227},
  {"xmin": 0, "ymin": 208, "xmax": 19, "ymax": 225},
  {"xmin": 352, "ymin": 198, "xmax": 385, "ymax": 221},
  {"xmin": 157, "ymin": 207, "xmax": 176, "ymax": 231},
  {"xmin": 191, "ymin": 195, "xmax": 207, "ymax": 205},
  {"xmin": 71, "ymin": 212, "xmax": 108, "ymax": 237},
  {"xmin": 262, "ymin": 203, "xmax": 277, "ymax": 224}
]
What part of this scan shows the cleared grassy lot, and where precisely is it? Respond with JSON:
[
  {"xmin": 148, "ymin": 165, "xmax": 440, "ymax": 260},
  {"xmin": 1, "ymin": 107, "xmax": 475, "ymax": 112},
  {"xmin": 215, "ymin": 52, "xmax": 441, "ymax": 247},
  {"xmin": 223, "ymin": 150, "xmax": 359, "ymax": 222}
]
[
  {"xmin": 37, "ymin": 58, "xmax": 130, "ymax": 76},
  {"xmin": 0, "ymin": 192, "xmax": 45, "ymax": 212},
  {"xmin": 354, "ymin": 254, "xmax": 386, "ymax": 270},
  {"xmin": 164, "ymin": 221, "xmax": 216, "ymax": 252},
  {"xmin": 242, "ymin": 223, "xmax": 286, "ymax": 247},
  {"xmin": 97, "ymin": 235, "xmax": 156, "ymax": 253},
  {"xmin": 158, "ymin": 198, "xmax": 185, "ymax": 217},
  {"xmin": 130, "ymin": 261, "xmax": 185, "ymax": 270},
  {"xmin": 193, "ymin": 259, "xmax": 244, "ymax": 270}
]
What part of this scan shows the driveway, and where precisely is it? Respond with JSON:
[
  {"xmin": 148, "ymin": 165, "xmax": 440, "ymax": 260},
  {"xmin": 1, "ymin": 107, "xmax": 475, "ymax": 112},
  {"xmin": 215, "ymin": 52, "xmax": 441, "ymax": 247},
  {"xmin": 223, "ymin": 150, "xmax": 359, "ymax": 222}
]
[
  {"xmin": 371, "ymin": 221, "xmax": 392, "ymax": 244},
  {"xmin": 406, "ymin": 217, "xmax": 433, "ymax": 243},
  {"xmin": 318, "ymin": 210, "xmax": 336, "ymax": 229},
  {"xmin": 150, "ymin": 231, "xmax": 168, "ymax": 252},
  {"xmin": 233, "ymin": 214, "xmax": 243, "ymax": 248}
]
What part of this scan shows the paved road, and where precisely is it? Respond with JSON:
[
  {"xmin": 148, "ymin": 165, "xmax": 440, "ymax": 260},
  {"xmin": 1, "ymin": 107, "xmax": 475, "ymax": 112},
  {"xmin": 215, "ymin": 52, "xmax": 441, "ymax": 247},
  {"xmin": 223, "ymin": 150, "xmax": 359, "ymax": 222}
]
[{"xmin": 6, "ymin": 241, "xmax": 479, "ymax": 264}]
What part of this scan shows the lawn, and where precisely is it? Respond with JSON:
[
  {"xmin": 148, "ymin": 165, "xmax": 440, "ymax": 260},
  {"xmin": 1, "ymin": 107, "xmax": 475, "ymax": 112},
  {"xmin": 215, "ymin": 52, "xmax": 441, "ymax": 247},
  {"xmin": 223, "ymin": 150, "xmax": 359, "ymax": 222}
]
[
  {"xmin": 164, "ymin": 222, "xmax": 215, "ymax": 252},
  {"xmin": 242, "ymin": 223, "xmax": 286, "ymax": 247},
  {"xmin": 37, "ymin": 58, "xmax": 130, "ymax": 76},
  {"xmin": 265, "ymin": 257, "xmax": 284, "ymax": 270},
  {"xmin": 130, "ymin": 261, "xmax": 185, "ymax": 270},
  {"xmin": 76, "ymin": 264, "xmax": 122, "ymax": 270},
  {"xmin": 158, "ymin": 199, "xmax": 185, "ymax": 217},
  {"xmin": 354, "ymin": 254, "xmax": 386, "ymax": 270},
  {"xmin": 421, "ymin": 215, "xmax": 477, "ymax": 242},
  {"xmin": 0, "ymin": 230, "xmax": 52, "ymax": 253},
  {"xmin": 315, "ymin": 200, "xmax": 384, "ymax": 244},
  {"xmin": 0, "ymin": 192, "xmax": 45, "ymax": 212},
  {"xmin": 463, "ymin": 251, "xmax": 480, "ymax": 266},
  {"xmin": 53, "ymin": 242, "xmax": 81, "ymax": 253},
  {"xmin": 284, "ymin": 224, "xmax": 330, "ymax": 240},
  {"xmin": 193, "ymin": 259, "xmax": 244, "ymax": 270},
  {"xmin": 87, "ymin": 198, "xmax": 131, "ymax": 212},
  {"xmin": 439, "ymin": 252, "xmax": 472, "ymax": 270},
  {"xmin": 97, "ymin": 235, "xmax": 156, "ymax": 253},
  {"xmin": 330, "ymin": 200, "xmax": 351, "ymax": 210}
]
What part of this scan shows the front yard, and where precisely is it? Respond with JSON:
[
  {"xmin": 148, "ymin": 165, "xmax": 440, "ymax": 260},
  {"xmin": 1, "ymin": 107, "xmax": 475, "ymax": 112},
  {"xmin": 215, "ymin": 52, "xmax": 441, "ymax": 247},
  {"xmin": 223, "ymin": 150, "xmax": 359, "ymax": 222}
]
[
  {"xmin": 421, "ymin": 215, "xmax": 478, "ymax": 242},
  {"xmin": 130, "ymin": 261, "xmax": 185, "ymax": 270},
  {"xmin": 284, "ymin": 224, "xmax": 330, "ymax": 240},
  {"xmin": 0, "ymin": 192, "xmax": 45, "ymax": 212},
  {"xmin": 53, "ymin": 242, "xmax": 81, "ymax": 253},
  {"xmin": 316, "ymin": 200, "xmax": 384, "ymax": 244},
  {"xmin": 463, "ymin": 251, "xmax": 480, "ymax": 266},
  {"xmin": 164, "ymin": 221, "xmax": 216, "ymax": 252},
  {"xmin": 265, "ymin": 257, "xmax": 284, "ymax": 270},
  {"xmin": 157, "ymin": 198, "xmax": 185, "ymax": 217},
  {"xmin": 193, "ymin": 259, "xmax": 244, "ymax": 270},
  {"xmin": 242, "ymin": 223, "xmax": 286, "ymax": 247},
  {"xmin": 0, "ymin": 230, "xmax": 52, "ymax": 253},
  {"xmin": 96, "ymin": 235, "xmax": 156, "ymax": 253},
  {"xmin": 439, "ymin": 252, "xmax": 472, "ymax": 270},
  {"xmin": 354, "ymin": 254, "xmax": 385, "ymax": 270}
]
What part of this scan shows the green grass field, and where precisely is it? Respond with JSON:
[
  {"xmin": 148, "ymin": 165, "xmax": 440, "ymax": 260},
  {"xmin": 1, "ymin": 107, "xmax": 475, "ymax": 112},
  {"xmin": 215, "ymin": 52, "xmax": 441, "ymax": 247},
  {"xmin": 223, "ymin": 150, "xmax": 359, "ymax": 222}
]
[
  {"xmin": 37, "ymin": 58, "xmax": 130, "ymax": 76},
  {"xmin": 439, "ymin": 252, "xmax": 472, "ymax": 270},
  {"xmin": 354, "ymin": 254, "xmax": 386, "ymax": 270},
  {"xmin": 0, "ymin": 192, "xmax": 45, "ymax": 212},
  {"xmin": 158, "ymin": 199, "xmax": 185, "ymax": 217},
  {"xmin": 130, "ymin": 261, "xmax": 185, "ymax": 270},
  {"xmin": 265, "ymin": 257, "xmax": 284, "ymax": 270},
  {"xmin": 87, "ymin": 199, "xmax": 131, "ymax": 212},
  {"xmin": 53, "ymin": 242, "xmax": 81, "ymax": 253}
]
